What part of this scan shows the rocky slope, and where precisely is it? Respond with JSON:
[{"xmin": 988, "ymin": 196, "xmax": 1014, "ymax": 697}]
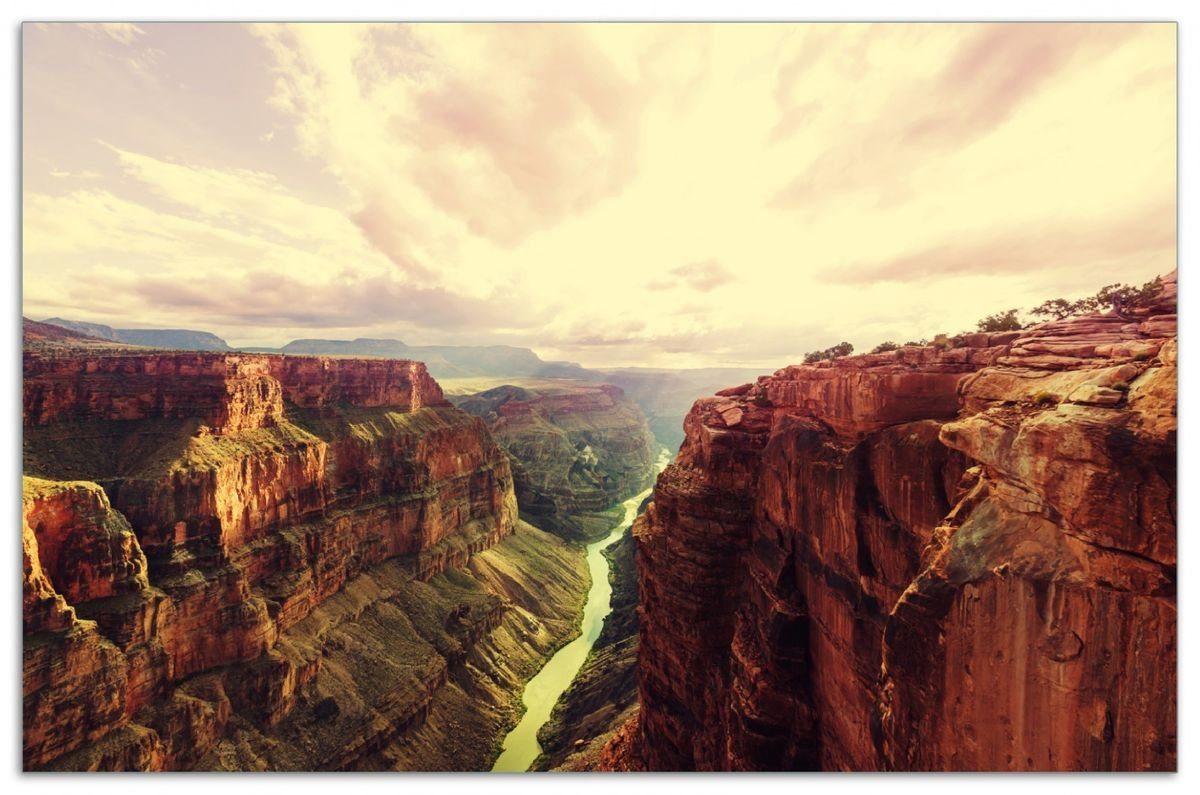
[
  {"xmin": 21, "ymin": 347, "xmax": 592, "ymax": 770},
  {"xmin": 611, "ymin": 273, "xmax": 1176, "ymax": 771},
  {"xmin": 452, "ymin": 383, "xmax": 658, "ymax": 541}
]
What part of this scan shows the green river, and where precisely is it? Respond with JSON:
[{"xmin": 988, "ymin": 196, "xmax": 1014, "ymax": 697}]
[{"xmin": 491, "ymin": 449, "xmax": 669, "ymax": 772}]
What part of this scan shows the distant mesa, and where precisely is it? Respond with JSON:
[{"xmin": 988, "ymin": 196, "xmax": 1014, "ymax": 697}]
[
  {"xmin": 452, "ymin": 384, "xmax": 537, "ymax": 421},
  {"xmin": 23, "ymin": 318, "xmax": 141, "ymax": 351},
  {"xmin": 278, "ymin": 337, "xmax": 409, "ymax": 356},
  {"xmin": 41, "ymin": 317, "xmax": 232, "ymax": 351},
  {"xmin": 38, "ymin": 317, "xmax": 120, "ymax": 341},
  {"xmin": 34, "ymin": 317, "xmax": 766, "ymax": 452},
  {"xmin": 451, "ymin": 380, "xmax": 658, "ymax": 542},
  {"xmin": 24, "ymin": 318, "xmax": 96, "ymax": 342}
]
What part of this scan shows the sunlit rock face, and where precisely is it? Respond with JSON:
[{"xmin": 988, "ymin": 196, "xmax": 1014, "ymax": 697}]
[
  {"xmin": 454, "ymin": 382, "xmax": 658, "ymax": 539},
  {"xmin": 22, "ymin": 349, "xmax": 524, "ymax": 770},
  {"xmin": 618, "ymin": 272, "xmax": 1175, "ymax": 772}
]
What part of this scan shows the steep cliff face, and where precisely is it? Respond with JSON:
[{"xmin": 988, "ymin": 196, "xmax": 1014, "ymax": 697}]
[
  {"xmin": 22, "ymin": 350, "xmax": 531, "ymax": 770},
  {"xmin": 620, "ymin": 273, "xmax": 1176, "ymax": 771},
  {"xmin": 453, "ymin": 382, "xmax": 658, "ymax": 540}
]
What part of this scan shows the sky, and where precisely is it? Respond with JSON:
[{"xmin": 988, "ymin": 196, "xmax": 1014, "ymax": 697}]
[{"xmin": 22, "ymin": 22, "xmax": 1176, "ymax": 369}]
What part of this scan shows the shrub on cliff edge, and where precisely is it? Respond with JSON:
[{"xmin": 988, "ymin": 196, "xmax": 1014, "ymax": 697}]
[{"xmin": 804, "ymin": 341, "xmax": 854, "ymax": 363}]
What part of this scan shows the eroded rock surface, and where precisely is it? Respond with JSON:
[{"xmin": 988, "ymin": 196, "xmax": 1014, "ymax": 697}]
[
  {"xmin": 614, "ymin": 273, "xmax": 1176, "ymax": 771},
  {"xmin": 22, "ymin": 349, "xmax": 568, "ymax": 770}
]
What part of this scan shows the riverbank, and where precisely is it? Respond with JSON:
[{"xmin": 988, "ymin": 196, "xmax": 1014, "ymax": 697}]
[
  {"xmin": 492, "ymin": 448, "xmax": 671, "ymax": 772},
  {"xmin": 490, "ymin": 486, "xmax": 652, "ymax": 772},
  {"xmin": 531, "ymin": 528, "xmax": 641, "ymax": 770}
]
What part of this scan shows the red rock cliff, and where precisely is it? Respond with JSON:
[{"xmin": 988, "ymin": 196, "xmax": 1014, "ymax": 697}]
[
  {"xmin": 22, "ymin": 351, "xmax": 517, "ymax": 770},
  {"xmin": 622, "ymin": 273, "xmax": 1176, "ymax": 771}
]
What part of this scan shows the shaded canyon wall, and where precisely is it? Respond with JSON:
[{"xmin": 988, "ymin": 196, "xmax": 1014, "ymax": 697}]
[
  {"xmin": 613, "ymin": 274, "xmax": 1176, "ymax": 772},
  {"xmin": 22, "ymin": 349, "xmax": 593, "ymax": 770}
]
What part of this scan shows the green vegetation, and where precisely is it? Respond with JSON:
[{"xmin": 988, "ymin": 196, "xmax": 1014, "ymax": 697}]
[
  {"xmin": 870, "ymin": 341, "xmax": 900, "ymax": 354},
  {"xmin": 804, "ymin": 341, "xmax": 854, "ymax": 364},
  {"xmin": 861, "ymin": 275, "xmax": 1168, "ymax": 357},
  {"xmin": 1033, "ymin": 391, "xmax": 1057, "ymax": 407},
  {"xmin": 975, "ymin": 309, "xmax": 1024, "ymax": 332},
  {"xmin": 23, "ymin": 405, "xmax": 462, "ymax": 485},
  {"xmin": 1030, "ymin": 276, "xmax": 1165, "ymax": 321},
  {"xmin": 24, "ymin": 417, "xmax": 203, "ymax": 481}
]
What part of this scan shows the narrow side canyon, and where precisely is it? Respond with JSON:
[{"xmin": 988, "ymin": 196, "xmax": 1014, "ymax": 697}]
[
  {"xmin": 452, "ymin": 382, "xmax": 659, "ymax": 541},
  {"xmin": 605, "ymin": 272, "xmax": 1177, "ymax": 772},
  {"xmin": 453, "ymin": 381, "xmax": 661, "ymax": 769}
]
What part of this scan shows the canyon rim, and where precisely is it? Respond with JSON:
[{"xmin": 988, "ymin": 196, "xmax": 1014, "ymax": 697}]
[{"xmin": 18, "ymin": 18, "xmax": 1178, "ymax": 779}]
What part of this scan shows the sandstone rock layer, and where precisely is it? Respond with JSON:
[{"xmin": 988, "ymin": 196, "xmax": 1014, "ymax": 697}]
[
  {"xmin": 620, "ymin": 273, "xmax": 1176, "ymax": 771},
  {"xmin": 22, "ymin": 350, "xmax": 523, "ymax": 770}
]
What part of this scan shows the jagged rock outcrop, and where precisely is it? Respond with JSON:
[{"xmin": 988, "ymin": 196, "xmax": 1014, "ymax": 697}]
[
  {"xmin": 453, "ymin": 383, "xmax": 657, "ymax": 540},
  {"xmin": 616, "ymin": 273, "xmax": 1176, "ymax": 771},
  {"xmin": 22, "ymin": 349, "xmax": 531, "ymax": 770}
]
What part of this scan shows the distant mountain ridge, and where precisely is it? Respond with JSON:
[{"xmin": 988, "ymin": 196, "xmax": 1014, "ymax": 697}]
[
  {"xmin": 265, "ymin": 337, "xmax": 579, "ymax": 380},
  {"xmin": 38, "ymin": 317, "xmax": 766, "ymax": 450},
  {"xmin": 41, "ymin": 318, "xmax": 232, "ymax": 351}
]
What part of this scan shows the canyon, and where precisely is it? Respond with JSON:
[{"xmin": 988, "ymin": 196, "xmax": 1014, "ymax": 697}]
[
  {"xmin": 20, "ymin": 341, "xmax": 619, "ymax": 771},
  {"xmin": 604, "ymin": 272, "xmax": 1177, "ymax": 772},
  {"xmin": 451, "ymin": 382, "xmax": 659, "ymax": 541},
  {"xmin": 38, "ymin": 317, "xmax": 762, "ymax": 455},
  {"xmin": 22, "ymin": 271, "xmax": 1177, "ymax": 773},
  {"xmin": 449, "ymin": 382, "xmax": 662, "ymax": 769}
]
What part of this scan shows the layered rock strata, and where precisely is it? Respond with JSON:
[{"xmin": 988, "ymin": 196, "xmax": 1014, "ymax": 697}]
[
  {"xmin": 22, "ymin": 350, "xmax": 526, "ymax": 770},
  {"xmin": 619, "ymin": 273, "xmax": 1176, "ymax": 771},
  {"xmin": 453, "ymin": 383, "xmax": 657, "ymax": 540}
]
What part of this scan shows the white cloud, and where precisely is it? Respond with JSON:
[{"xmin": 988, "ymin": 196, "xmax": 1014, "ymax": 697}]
[
  {"xmin": 77, "ymin": 22, "xmax": 146, "ymax": 46},
  {"xmin": 22, "ymin": 23, "xmax": 1177, "ymax": 368}
]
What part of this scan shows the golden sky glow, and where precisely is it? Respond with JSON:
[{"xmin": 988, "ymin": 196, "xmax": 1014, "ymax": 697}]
[{"xmin": 22, "ymin": 22, "xmax": 1176, "ymax": 368}]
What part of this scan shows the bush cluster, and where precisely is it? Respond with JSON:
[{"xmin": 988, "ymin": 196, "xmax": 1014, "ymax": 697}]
[
  {"xmin": 854, "ymin": 276, "xmax": 1166, "ymax": 360},
  {"xmin": 804, "ymin": 341, "xmax": 854, "ymax": 364}
]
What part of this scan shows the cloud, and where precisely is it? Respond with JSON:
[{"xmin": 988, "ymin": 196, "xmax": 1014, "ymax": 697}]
[
  {"xmin": 897, "ymin": 24, "xmax": 1127, "ymax": 148},
  {"xmin": 106, "ymin": 145, "xmax": 357, "ymax": 246},
  {"xmin": 254, "ymin": 23, "xmax": 645, "ymax": 250},
  {"xmin": 771, "ymin": 23, "xmax": 1143, "ymax": 209},
  {"xmin": 48, "ymin": 168, "xmax": 102, "ymax": 179},
  {"xmin": 120, "ymin": 271, "xmax": 537, "ymax": 331},
  {"xmin": 827, "ymin": 199, "xmax": 1175, "ymax": 285},
  {"xmin": 351, "ymin": 200, "xmax": 437, "ymax": 278},
  {"xmin": 23, "ymin": 152, "xmax": 537, "ymax": 334},
  {"xmin": 22, "ymin": 23, "xmax": 1176, "ymax": 368},
  {"xmin": 547, "ymin": 318, "xmax": 831, "ymax": 368},
  {"xmin": 77, "ymin": 23, "xmax": 146, "ymax": 45},
  {"xmin": 648, "ymin": 259, "xmax": 734, "ymax": 292}
]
